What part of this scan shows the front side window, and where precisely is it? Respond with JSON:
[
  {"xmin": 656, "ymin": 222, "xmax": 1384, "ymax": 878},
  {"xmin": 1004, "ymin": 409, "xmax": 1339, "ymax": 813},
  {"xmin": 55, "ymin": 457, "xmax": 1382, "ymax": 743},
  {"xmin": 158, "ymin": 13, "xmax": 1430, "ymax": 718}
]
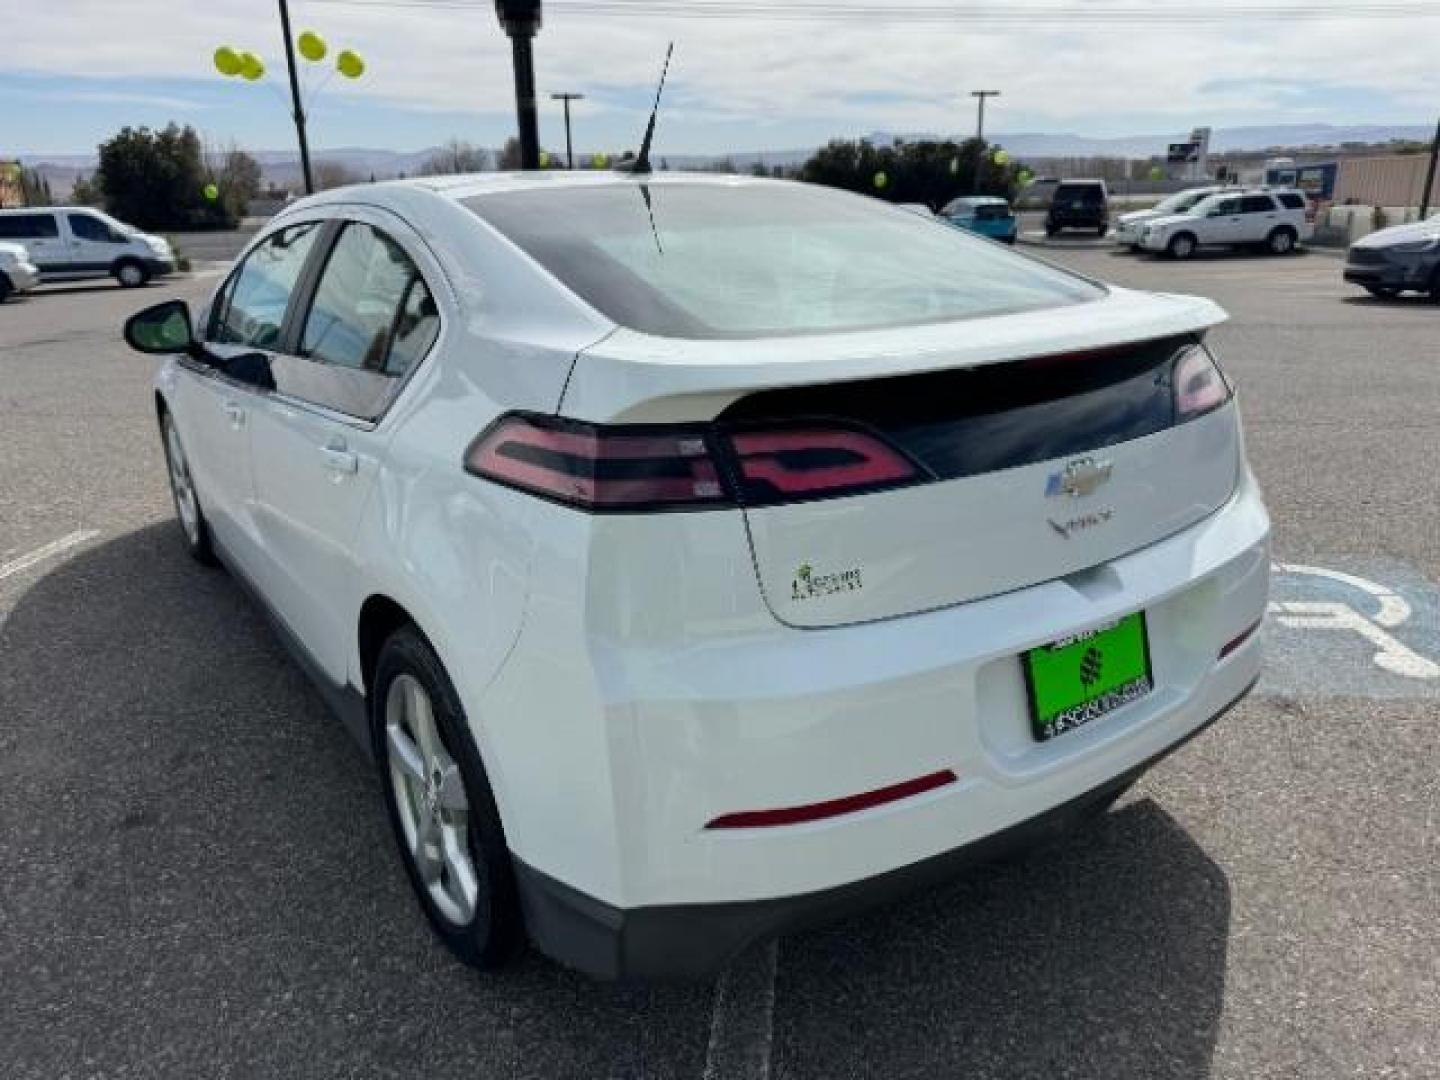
[
  {"xmin": 300, "ymin": 223, "xmax": 436, "ymax": 375},
  {"xmin": 1277, "ymin": 193, "xmax": 1306, "ymax": 210},
  {"xmin": 466, "ymin": 183, "xmax": 1102, "ymax": 339},
  {"xmin": 1240, "ymin": 195, "xmax": 1276, "ymax": 214},
  {"xmin": 68, "ymin": 213, "xmax": 125, "ymax": 243},
  {"xmin": 213, "ymin": 222, "xmax": 323, "ymax": 349},
  {"xmin": 0, "ymin": 214, "xmax": 59, "ymax": 239}
]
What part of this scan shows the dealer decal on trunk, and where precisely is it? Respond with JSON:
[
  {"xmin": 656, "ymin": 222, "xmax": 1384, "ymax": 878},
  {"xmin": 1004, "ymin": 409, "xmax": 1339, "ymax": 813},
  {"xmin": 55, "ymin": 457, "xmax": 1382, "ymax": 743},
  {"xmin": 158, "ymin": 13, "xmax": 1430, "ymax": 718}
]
[{"xmin": 792, "ymin": 563, "xmax": 864, "ymax": 602}]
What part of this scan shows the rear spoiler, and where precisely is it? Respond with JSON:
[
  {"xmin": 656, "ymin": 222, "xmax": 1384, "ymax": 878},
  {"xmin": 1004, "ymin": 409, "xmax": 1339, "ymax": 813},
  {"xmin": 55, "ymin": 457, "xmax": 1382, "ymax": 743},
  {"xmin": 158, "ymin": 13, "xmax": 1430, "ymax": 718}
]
[{"xmin": 559, "ymin": 287, "xmax": 1227, "ymax": 423}]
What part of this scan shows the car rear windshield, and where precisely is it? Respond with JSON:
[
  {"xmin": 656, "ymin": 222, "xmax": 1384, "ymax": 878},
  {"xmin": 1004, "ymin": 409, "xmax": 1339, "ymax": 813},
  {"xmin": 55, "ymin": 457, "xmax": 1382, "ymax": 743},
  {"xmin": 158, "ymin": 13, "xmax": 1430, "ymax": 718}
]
[
  {"xmin": 1054, "ymin": 184, "xmax": 1104, "ymax": 205},
  {"xmin": 464, "ymin": 182, "xmax": 1102, "ymax": 339}
]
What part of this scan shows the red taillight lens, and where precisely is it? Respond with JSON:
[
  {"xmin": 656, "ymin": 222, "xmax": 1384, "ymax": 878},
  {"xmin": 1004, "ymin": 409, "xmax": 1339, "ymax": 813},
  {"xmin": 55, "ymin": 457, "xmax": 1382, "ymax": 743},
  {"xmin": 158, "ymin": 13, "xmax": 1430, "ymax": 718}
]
[
  {"xmin": 467, "ymin": 415, "xmax": 923, "ymax": 512},
  {"xmin": 466, "ymin": 414, "xmax": 728, "ymax": 511},
  {"xmin": 1173, "ymin": 344, "xmax": 1231, "ymax": 421},
  {"xmin": 725, "ymin": 425, "xmax": 921, "ymax": 507}
]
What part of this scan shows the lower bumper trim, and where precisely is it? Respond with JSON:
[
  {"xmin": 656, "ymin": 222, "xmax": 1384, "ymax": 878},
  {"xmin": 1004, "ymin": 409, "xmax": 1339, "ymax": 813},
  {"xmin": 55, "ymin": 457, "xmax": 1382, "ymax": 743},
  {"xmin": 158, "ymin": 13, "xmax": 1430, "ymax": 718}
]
[{"xmin": 515, "ymin": 674, "xmax": 1259, "ymax": 980}]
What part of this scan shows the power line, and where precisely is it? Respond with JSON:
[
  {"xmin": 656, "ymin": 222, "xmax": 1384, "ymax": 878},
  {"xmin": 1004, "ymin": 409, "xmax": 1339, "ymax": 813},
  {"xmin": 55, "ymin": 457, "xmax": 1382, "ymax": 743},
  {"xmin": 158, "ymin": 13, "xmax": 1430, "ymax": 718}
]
[{"xmin": 302, "ymin": 0, "xmax": 1440, "ymax": 23}]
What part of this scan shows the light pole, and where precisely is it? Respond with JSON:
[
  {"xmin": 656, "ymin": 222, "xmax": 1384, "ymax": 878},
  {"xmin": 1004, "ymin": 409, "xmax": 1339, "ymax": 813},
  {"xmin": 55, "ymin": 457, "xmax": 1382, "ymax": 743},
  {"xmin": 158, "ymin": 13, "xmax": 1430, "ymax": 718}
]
[
  {"xmin": 551, "ymin": 92, "xmax": 584, "ymax": 168},
  {"xmin": 496, "ymin": 0, "xmax": 542, "ymax": 170},
  {"xmin": 970, "ymin": 89, "xmax": 1000, "ymax": 142},
  {"xmin": 1420, "ymin": 115, "xmax": 1440, "ymax": 218},
  {"xmin": 277, "ymin": 0, "xmax": 315, "ymax": 193}
]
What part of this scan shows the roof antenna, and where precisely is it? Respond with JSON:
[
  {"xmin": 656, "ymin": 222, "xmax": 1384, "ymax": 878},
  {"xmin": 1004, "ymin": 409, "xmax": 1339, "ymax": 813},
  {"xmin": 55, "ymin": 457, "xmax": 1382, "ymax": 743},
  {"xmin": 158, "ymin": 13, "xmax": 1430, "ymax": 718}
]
[{"xmin": 627, "ymin": 42, "xmax": 673, "ymax": 176}]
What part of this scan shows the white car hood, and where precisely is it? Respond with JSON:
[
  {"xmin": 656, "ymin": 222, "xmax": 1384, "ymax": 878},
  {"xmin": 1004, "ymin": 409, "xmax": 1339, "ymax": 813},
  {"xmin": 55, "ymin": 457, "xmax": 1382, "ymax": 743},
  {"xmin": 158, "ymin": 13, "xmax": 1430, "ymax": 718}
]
[
  {"xmin": 1141, "ymin": 213, "xmax": 1200, "ymax": 231},
  {"xmin": 562, "ymin": 286, "xmax": 1228, "ymax": 422},
  {"xmin": 1117, "ymin": 209, "xmax": 1165, "ymax": 226},
  {"xmin": 1353, "ymin": 217, "xmax": 1440, "ymax": 249}
]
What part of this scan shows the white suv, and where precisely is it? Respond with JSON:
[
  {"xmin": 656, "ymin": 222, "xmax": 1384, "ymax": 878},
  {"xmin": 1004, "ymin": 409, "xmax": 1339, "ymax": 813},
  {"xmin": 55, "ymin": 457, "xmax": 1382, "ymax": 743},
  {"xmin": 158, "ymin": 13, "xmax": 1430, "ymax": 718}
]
[
  {"xmin": 123, "ymin": 174, "xmax": 1269, "ymax": 979},
  {"xmin": 1139, "ymin": 189, "xmax": 1311, "ymax": 259},
  {"xmin": 0, "ymin": 206, "xmax": 176, "ymax": 286}
]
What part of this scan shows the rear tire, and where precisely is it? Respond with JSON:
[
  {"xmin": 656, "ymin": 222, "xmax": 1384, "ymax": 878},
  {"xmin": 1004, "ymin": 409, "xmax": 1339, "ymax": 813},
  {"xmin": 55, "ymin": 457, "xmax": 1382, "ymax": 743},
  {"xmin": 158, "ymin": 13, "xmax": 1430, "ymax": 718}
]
[
  {"xmin": 1166, "ymin": 232, "xmax": 1197, "ymax": 260},
  {"xmin": 1266, "ymin": 227, "xmax": 1297, "ymax": 255},
  {"xmin": 159, "ymin": 410, "xmax": 217, "ymax": 565},
  {"xmin": 374, "ymin": 626, "xmax": 524, "ymax": 970},
  {"xmin": 115, "ymin": 259, "xmax": 149, "ymax": 288}
]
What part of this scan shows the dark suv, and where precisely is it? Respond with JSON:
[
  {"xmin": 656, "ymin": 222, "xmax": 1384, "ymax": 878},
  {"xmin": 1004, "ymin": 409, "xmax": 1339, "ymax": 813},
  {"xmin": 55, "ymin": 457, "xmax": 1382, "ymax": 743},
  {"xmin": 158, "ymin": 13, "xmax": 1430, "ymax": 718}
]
[{"xmin": 1045, "ymin": 180, "xmax": 1109, "ymax": 237}]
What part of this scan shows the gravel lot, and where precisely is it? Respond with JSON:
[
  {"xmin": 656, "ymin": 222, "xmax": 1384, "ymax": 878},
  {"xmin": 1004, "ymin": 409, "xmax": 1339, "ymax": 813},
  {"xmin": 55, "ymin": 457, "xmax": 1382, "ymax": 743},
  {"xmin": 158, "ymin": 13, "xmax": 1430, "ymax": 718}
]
[{"xmin": 1, "ymin": 243, "xmax": 1435, "ymax": 1079}]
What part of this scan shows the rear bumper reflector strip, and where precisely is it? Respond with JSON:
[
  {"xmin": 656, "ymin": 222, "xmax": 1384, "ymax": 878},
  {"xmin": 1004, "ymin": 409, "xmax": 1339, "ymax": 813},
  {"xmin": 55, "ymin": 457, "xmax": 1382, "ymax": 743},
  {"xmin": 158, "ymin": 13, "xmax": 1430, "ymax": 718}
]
[
  {"xmin": 705, "ymin": 769, "xmax": 959, "ymax": 829},
  {"xmin": 1219, "ymin": 619, "xmax": 1263, "ymax": 659}
]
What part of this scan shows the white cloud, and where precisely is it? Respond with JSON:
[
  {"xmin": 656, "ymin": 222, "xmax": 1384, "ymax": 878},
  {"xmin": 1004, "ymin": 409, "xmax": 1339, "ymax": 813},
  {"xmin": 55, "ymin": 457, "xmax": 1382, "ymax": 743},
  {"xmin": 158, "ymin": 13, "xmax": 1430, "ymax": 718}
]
[{"xmin": 6, "ymin": 0, "xmax": 1440, "ymax": 147}]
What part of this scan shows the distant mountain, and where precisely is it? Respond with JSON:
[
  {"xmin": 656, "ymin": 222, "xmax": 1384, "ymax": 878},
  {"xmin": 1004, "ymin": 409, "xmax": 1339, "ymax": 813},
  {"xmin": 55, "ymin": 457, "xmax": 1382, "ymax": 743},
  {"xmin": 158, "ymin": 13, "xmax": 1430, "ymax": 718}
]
[{"xmin": 17, "ymin": 123, "xmax": 1434, "ymax": 196}]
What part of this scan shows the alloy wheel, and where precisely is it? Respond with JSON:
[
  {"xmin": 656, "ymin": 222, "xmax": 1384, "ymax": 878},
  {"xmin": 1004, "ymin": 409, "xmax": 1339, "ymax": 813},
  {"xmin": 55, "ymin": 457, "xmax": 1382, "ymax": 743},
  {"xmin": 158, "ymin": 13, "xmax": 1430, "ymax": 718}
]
[
  {"xmin": 384, "ymin": 673, "xmax": 479, "ymax": 926},
  {"xmin": 164, "ymin": 418, "xmax": 201, "ymax": 546}
]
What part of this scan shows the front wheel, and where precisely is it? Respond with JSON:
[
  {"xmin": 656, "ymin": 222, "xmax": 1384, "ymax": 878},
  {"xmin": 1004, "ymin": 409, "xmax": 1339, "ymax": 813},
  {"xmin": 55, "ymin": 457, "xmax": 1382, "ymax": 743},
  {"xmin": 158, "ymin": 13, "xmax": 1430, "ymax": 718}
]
[
  {"xmin": 375, "ymin": 627, "xmax": 524, "ymax": 969},
  {"xmin": 114, "ymin": 259, "xmax": 149, "ymax": 288},
  {"xmin": 1166, "ymin": 233, "xmax": 1197, "ymax": 260},
  {"xmin": 159, "ymin": 411, "xmax": 216, "ymax": 565}
]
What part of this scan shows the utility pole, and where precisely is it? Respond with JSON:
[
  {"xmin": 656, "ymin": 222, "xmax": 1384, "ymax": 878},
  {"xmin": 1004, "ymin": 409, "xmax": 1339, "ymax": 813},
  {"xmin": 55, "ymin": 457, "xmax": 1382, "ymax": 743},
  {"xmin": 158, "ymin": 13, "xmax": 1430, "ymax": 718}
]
[
  {"xmin": 496, "ymin": 1, "xmax": 543, "ymax": 170},
  {"xmin": 276, "ymin": 0, "xmax": 315, "ymax": 194},
  {"xmin": 970, "ymin": 90, "xmax": 1000, "ymax": 142},
  {"xmin": 1421, "ymin": 116, "xmax": 1440, "ymax": 218},
  {"xmin": 551, "ymin": 92, "xmax": 584, "ymax": 168}
]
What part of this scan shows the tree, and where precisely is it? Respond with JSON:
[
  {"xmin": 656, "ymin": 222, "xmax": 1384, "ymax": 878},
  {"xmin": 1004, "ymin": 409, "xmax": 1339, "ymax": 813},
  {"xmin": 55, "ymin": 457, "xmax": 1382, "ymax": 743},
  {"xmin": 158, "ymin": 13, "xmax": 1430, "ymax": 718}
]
[
  {"xmin": 203, "ymin": 142, "xmax": 262, "ymax": 219},
  {"xmin": 70, "ymin": 173, "xmax": 101, "ymax": 206},
  {"xmin": 19, "ymin": 166, "xmax": 53, "ymax": 206},
  {"xmin": 94, "ymin": 123, "xmax": 235, "ymax": 230},
  {"xmin": 498, "ymin": 137, "xmax": 523, "ymax": 171},
  {"xmin": 422, "ymin": 139, "xmax": 490, "ymax": 175},
  {"xmin": 313, "ymin": 161, "xmax": 359, "ymax": 190},
  {"xmin": 800, "ymin": 137, "xmax": 1023, "ymax": 207}
]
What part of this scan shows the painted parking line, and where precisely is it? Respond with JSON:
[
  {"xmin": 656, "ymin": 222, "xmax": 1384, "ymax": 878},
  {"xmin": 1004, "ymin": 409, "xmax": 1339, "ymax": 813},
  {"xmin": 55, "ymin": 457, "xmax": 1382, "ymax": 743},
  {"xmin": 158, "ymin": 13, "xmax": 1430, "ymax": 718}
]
[
  {"xmin": 0, "ymin": 529, "xmax": 101, "ymax": 582},
  {"xmin": 703, "ymin": 941, "xmax": 779, "ymax": 1080}
]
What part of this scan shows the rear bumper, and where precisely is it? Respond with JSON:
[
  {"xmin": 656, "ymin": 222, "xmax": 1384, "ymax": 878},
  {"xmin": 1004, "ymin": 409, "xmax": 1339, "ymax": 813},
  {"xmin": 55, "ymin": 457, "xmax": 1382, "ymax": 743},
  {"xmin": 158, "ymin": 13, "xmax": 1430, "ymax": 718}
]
[
  {"xmin": 486, "ymin": 469, "xmax": 1271, "ymax": 978},
  {"xmin": 516, "ymin": 673, "xmax": 1256, "ymax": 980}
]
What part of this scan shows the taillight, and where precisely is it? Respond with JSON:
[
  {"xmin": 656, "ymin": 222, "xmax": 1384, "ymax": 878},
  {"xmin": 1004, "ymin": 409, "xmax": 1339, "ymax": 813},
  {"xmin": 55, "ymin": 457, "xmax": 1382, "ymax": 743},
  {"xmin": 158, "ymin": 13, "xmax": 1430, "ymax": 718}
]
[
  {"xmin": 465, "ymin": 414, "xmax": 923, "ymax": 513},
  {"xmin": 465, "ymin": 414, "xmax": 727, "ymax": 511},
  {"xmin": 727, "ymin": 425, "xmax": 921, "ymax": 507},
  {"xmin": 1173, "ymin": 343, "xmax": 1231, "ymax": 421}
]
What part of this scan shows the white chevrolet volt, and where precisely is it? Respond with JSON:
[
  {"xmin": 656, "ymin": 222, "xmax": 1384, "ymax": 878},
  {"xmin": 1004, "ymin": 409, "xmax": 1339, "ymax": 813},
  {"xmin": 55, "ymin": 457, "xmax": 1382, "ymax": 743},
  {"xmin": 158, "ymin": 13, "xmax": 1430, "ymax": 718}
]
[{"xmin": 124, "ymin": 173, "xmax": 1269, "ymax": 979}]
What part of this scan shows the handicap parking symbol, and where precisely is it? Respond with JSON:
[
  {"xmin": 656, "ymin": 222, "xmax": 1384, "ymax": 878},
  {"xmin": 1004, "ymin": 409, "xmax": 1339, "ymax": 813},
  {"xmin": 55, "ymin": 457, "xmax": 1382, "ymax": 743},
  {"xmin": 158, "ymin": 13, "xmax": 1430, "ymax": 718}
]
[{"xmin": 1263, "ymin": 559, "xmax": 1440, "ymax": 698}]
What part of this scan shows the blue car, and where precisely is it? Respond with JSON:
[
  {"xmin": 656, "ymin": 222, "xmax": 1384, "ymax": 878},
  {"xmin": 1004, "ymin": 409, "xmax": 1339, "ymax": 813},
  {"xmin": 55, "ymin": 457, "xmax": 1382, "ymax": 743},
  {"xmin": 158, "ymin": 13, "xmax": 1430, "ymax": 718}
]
[{"xmin": 941, "ymin": 196, "xmax": 1018, "ymax": 244}]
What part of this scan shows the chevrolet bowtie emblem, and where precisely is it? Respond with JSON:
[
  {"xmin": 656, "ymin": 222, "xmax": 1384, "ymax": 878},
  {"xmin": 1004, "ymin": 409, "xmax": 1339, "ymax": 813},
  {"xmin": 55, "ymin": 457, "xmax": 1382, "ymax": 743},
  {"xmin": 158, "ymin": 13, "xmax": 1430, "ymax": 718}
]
[{"xmin": 1046, "ymin": 457, "xmax": 1114, "ymax": 499}]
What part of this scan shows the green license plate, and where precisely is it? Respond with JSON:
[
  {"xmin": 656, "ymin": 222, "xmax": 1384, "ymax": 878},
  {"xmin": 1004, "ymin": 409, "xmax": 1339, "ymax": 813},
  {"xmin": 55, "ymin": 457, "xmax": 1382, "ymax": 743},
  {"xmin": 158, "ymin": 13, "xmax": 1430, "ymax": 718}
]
[{"xmin": 1023, "ymin": 613, "xmax": 1153, "ymax": 741}]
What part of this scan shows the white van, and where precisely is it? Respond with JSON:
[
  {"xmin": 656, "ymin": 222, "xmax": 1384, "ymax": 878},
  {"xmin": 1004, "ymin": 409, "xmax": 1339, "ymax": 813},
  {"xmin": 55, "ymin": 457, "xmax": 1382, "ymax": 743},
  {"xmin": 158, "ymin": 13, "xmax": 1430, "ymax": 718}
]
[{"xmin": 0, "ymin": 207, "xmax": 176, "ymax": 287}]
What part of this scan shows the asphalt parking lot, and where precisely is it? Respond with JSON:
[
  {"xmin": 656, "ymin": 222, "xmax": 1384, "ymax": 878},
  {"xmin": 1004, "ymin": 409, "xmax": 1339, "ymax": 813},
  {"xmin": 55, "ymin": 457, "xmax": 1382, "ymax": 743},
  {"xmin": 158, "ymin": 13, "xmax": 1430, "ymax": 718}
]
[{"xmin": 2, "ymin": 245, "xmax": 1437, "ymax": 1079}]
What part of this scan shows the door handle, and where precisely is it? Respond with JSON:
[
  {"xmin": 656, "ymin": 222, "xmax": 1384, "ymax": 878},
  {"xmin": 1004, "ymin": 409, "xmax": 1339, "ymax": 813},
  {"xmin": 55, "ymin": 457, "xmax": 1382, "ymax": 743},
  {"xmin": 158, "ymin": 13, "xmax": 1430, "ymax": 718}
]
[
  {"xmin": 319, "ymin": 440, "xmax": 358, "ymax": 475},
  {"xmin": 222, "ymin": 401, "xmax": 246, "ymax": 429}
]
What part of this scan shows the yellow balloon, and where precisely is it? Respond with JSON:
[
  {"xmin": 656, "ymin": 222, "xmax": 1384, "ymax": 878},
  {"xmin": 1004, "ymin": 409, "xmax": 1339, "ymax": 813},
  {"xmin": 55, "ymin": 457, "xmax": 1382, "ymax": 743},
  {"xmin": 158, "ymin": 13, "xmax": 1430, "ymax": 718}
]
[
  {"xmin": 297, "ymin": 30, "xmax": 327, "ymax": 62},
  {"xmin": 593, "ymin": 152, "xmax": 609, "ymax": 168},
  {"xmin": 539, "ymin": 151, "xmax": 552, "ymax": 168},
  {"xmin": 213, "ymin": 46, "xmax": 242, "ymax": 77},
  {"xmin": 336, "ymin": 49, "xmax": 365, "ymax": 79},
  {"xmin": 240, "ymin": 52, "xmax": 265, "ymax": 81},
  {"xmin": 203, "ymin": 183, "xmax": 220, "ymax": 202},
  {"xmin": 992, "ymin": 149, "xmax": 1010, "ymax": 166},
  {"xmin": 873, "ymin": 170, "xmax": 888, "ymax": 190}
]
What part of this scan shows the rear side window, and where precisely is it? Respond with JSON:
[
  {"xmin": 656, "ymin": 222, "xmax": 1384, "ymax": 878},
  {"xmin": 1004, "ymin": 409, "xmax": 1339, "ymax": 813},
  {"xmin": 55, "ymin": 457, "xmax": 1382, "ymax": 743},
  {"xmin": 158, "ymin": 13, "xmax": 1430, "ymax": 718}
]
[
  {"xmin": 299, "ymin": 222, "xmax": 438, "ymax": 376},
  {"xmin": 213, "ymin": 222, "xmax": 323, "ymax": 349},
  {"xmin": 1276, "ymin": 193, "xmax": 1305, "ymax": 210},
  {"xmin": 1056, "ymin": 184, "xmax": 1104, "ymax": 205},
  {"xmin": 466, "ymin": 182, "xmax": 1102, "ymax": 339},
  {"xmin": 1240, "ymin": 195, "xmax": 1276, "ymax": 214},
  {"xmin": 0, "ymin": 214, "xmax": 59, "ymax": 239},
  {"xmin": 68, "ymin": 214, "xmax": 126, "ymax": 243}
]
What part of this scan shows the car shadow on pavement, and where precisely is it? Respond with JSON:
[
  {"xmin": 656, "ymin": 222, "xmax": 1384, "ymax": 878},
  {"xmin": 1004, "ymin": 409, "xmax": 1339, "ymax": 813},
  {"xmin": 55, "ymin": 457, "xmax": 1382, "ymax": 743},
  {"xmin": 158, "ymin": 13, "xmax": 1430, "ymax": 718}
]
[
  {"xmin": 0, "ymin": 522, "xmax": 714, "ymax": 1079},
  {"xmin": 771, "ymin": 798, "xmax": 1230, "ymax": 1079}
]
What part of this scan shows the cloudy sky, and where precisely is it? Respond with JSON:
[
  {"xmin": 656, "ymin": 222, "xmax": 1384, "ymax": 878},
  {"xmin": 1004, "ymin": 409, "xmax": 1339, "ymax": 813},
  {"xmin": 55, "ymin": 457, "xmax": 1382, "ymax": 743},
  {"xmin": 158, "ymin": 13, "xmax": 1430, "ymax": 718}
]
[{"xmin": 5, "ymin": 0, "xmax": 1440, "ymax": 157}]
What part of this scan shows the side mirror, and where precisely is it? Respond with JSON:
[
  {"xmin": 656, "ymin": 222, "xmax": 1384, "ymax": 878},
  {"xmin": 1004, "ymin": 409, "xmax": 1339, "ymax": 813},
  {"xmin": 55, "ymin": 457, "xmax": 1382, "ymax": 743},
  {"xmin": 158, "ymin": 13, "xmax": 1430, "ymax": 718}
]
[{"xmin": 124, "ymin": 300, "xmax": 196, "ymax": 355}]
